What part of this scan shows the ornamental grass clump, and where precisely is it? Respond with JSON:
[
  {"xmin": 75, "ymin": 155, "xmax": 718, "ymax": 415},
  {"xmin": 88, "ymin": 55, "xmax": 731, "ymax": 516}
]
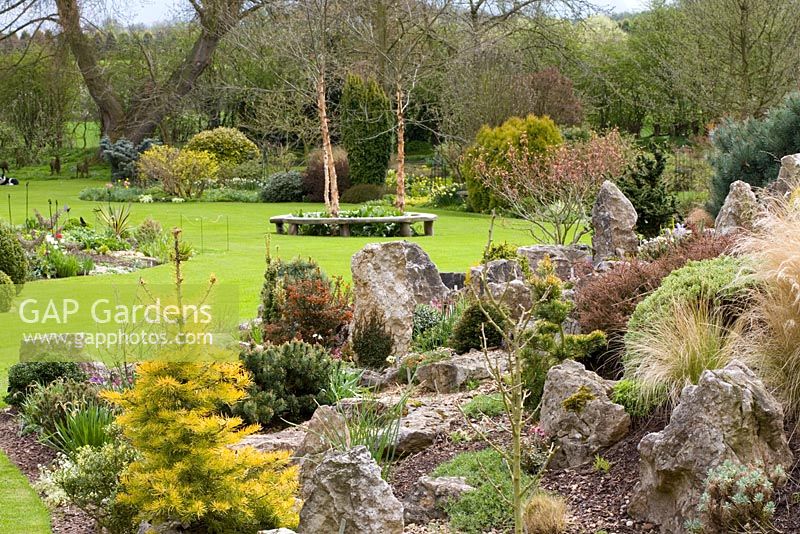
[
  {"xmin": 734, "ymin": 193, "xmax": 800, "ymax": 424},
  {"xmin": 103, "ymin": 361, "xmax": 299, "ymax": 533}
]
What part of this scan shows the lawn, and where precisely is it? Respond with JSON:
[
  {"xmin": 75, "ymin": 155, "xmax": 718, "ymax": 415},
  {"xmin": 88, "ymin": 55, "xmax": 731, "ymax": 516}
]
[
  {"xmin": 0, "ymin": 452, "xmax": 51, "ymax": 534},
  {"xmin": 0, "ymin": 177, "xmax": 543, "ymax": 396}
]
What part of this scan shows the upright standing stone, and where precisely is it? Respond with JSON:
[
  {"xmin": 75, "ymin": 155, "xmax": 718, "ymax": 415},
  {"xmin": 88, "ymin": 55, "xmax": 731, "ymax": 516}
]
[
  {"xmin": 769, "ymin": 153, "xmax": 800, "ymax": 196},
  {"xmin": 629, "ymin": 361, "xmax": 793, "ymax": 533},
  {"xmin": 715, "ymin": 180, "xmax": 758, "ymax": 235},
  {"xmin": 591, "ymin": 180, "xmax": 638, "ymax": 263},
  {"xmin": 298, "ymin": 446, "xmax": 404, "ymax": 534},
  {"xmin": 351, "ymin": 242, "xmax": 449, "ymax": 355}
]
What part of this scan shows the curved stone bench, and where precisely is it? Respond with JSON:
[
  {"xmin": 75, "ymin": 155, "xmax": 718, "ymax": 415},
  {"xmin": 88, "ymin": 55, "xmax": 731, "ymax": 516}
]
[{"xmin": 270, "ymin": 212, "xmax": 437, "ymax": 237}]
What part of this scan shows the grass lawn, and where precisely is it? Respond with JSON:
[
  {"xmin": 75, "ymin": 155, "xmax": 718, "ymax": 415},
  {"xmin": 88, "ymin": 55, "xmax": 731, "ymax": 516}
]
[
  {"xmin": 0, "ymin": 176, "xmax": 547, "ymax": 395},
  {"xmin": 0, "ymin": 452, "xmax": 51, "ymax": 534}
]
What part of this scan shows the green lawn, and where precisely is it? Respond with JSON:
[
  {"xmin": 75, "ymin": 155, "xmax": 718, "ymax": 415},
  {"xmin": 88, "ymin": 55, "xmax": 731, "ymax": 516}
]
[
  {"xmin": 0, "ymin": 177, "xmax": 543, "ymax": 394},
  {"xmin": 0, "ymin": 452, "xmax": 51, "ymax": 534}
]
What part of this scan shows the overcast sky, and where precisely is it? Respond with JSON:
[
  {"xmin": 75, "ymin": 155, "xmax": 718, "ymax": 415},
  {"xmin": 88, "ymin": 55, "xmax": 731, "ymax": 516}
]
[{"xmin": 118, "ymin": 0, "xmax": 649, "ymax": 26}]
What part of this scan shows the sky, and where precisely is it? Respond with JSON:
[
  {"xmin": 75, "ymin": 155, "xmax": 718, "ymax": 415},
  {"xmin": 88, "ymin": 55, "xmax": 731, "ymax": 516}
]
[{"xmin": 116, "ymin": 0, "xmax": 650, "ymax": 26}]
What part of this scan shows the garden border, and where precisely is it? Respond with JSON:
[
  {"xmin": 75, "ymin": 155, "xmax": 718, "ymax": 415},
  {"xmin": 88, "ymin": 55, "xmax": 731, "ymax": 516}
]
[{"xmin": 270, "ymin": 212, "xmax": 437, "ymax": 237}]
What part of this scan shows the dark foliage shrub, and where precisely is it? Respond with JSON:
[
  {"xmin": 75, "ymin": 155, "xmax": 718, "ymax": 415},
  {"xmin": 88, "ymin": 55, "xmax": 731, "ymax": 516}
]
[
  {"xmin": 340, "ymin": 184, "xmax": 386, "ymax": 204},
  {"xmin": 709, "ymin": 92, "xmax": 800, "ymax": 215},
  {"xmin": 260, "ymin": 255, "xmax": 327, "ymax": 324},
  {"xmin": 236, "ymin": 341, "xmax": 335, "ymax": 427},
  {"xmin": 449, "ymin": 301, "xmax": 508, "ymax": 354},
  {"xmin": 0, "ymin": 223, "xmax": 27, "ymax": 288},
  {"xmin": 6, "ymin": 362, "xmax": 86, "ymax": 405},
  {"xmin": 0, "ymin": 271, "xmax": 14, "ymax": 312},
  {"xmin": 260, "ymin": 171, "xmax": 305, "ymax": 203},
  {"xmin": 616, "ymin": 151, "xmax": 677, "ymax": 238},
  {"xmin": 263, "ymin": 277, "xmax": 352, "ymax": 349},
  {"xmin": 341, "ymin": 74, "xmax": 392, "ymax": 186},
  {"xmin": 303, "ymin": 147, "xmax": 350, "ymax": 202},
  {"xmin": 574, "ymin": 230, "xmax": 735, "ymax": 377},
  {"xmin": 352, "ymin": 313, "xmax": 394, "ymax": 370},
  {"xmin": 185, "ymin": 127, "xmax": 260, "ymax": 166}
]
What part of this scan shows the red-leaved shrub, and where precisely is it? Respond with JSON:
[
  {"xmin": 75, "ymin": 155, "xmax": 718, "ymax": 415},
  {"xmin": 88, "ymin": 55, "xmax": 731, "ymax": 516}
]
[
  {"xmin": 263, "ymin": 278, "xmax": 353, "ymax": 349},
  {"xmin": 574, "ymin": 230, "xmax": 735, "ymax": 377}
]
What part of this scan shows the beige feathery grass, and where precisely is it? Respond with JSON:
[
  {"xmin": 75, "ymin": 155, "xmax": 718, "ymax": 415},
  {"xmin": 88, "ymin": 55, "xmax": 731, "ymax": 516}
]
[
  {"xmin": 523, "ymin": 492, "xmax": 568, "ymax": 534},
  {"xmin": 624, "ymin": 299, "xmax": 741, "ymax": 408},
  {"xmin": 734, "ymin": 191, "xmax": 800, "ymax": 423}
]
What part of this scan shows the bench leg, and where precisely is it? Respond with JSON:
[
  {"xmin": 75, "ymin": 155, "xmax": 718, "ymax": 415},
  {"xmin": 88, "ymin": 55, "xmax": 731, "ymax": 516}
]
[
  {"xmin": 339, "ymin": 224, "xmax": 350, "ymax": 237},
  {"xmin": 288, "ymin": 223, "xmax": 298, "ymax": 236},
  {"xmin": 424, "ymin": 221, "xmax": 434, "ymax": 236},
  {"xmin": 275, "ymin": 222, "xmax": 285, "ymax": 235},
  {"xmin": 399, "ymin": 222, "xmax": 412, "ymax": 237}
]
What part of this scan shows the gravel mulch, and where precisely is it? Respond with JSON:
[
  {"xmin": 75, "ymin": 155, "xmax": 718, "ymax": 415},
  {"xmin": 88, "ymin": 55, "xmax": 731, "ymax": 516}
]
[{"xmin": 0, "ymin": 409, "xmax": 96, "ymax": 534}]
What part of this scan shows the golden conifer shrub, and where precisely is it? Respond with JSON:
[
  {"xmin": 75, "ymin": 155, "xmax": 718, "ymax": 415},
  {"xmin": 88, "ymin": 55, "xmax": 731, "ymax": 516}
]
[{"xmin": 103, "ymin": 361, "xmax": 299, "ymax": 532}]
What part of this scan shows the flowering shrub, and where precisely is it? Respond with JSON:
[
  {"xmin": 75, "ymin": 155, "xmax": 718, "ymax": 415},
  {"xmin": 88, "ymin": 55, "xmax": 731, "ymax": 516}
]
[
  {"xmin": 474, "ymin": 129, "xmax": 634, "ymax": 244},
  {"xmin": 137, "ymin": 145, "xmax": 220, "ymax": 199}
]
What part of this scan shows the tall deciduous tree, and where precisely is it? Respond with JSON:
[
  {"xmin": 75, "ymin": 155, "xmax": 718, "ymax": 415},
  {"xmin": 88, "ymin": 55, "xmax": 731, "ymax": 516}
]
[
  {"xmin": 340, "ymin": 73, "xmax": 393, "ymax": 186},
  {"xmin": 1, "ymin": 0, "xmax": 264, "ymax": 142}
]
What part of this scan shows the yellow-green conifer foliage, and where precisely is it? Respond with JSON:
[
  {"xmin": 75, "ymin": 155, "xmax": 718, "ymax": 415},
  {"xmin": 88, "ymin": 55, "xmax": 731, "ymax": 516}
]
[{"xmin": 103, "ymin": 361, "xmax": 299, "ymax": 533}]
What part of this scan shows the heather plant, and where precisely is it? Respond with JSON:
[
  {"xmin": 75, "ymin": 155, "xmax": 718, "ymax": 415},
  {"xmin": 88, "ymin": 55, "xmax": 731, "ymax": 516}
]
[
  {"xmin": 103, "ymin": 361, "xmax": 299, "ymax": 532},
  {"xmin": 236, "ymin": 341, "xmax": 335, "ymax": 426},
  {"xmin": 474, "ymin": 129, "xmax": 633, "ymax": 244}
]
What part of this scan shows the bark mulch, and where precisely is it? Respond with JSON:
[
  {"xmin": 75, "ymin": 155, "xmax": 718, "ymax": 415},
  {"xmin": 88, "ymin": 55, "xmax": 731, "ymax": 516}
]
[{"xmin": 0, "ymin": 408, "xmax": 96, "ymax": 534}]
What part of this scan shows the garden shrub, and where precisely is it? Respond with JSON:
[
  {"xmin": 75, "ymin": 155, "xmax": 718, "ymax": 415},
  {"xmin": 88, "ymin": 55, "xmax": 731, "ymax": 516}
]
[
  {"xmin": 709, "ymin": 92, "xmax": 800, "ymax": 215},
  {"xmin": 689, "ymin": 460, "xmax": 786, "ymax": 533},
  {"xmin": 137, "ymin": 145, "xmax": 219, "ymax": 199},
  {"xmin": 352, "ymin": 313, "xmax": 394, "ymax": 370},
  {"xmin": 523, "ymin": 492, "xmax": 567, "ymax": 534},
  {"xmin": 432, "ymin": 448, "xmax": 532, "ymax": 533},
  {"xmin": 610, "ymin": 379, "xmax": 659, "ymax": 418},
  {"xmin": 413, "ymin": 299, "xmax": 467, "ymax": 352},
  {"xmin": 262, "ymin": 277, "xmax": 352, "ymax": 349},
  {"xmin": 217, "ymin": 159, "xmax": 265, "ymax": 187},
  {"xmin": 522, "ymin": 256, "xmax": 606, "ymax": 408},
  {"xmin": 482, "ymin": 241, "xmax": 530, "ymax": 275},
  {"xmin": 185, "ymin": 127, "xmax": 260, "ymax": 166},
  {"xmin": 259, "ymin": 171, "xmax": 305, "ymax": 203},
  {"xmin": 100, "ymin": 137, "xmax": 158, "ymax": 181},
  {"xmin": 340, "ymin": 74, "xmax": 392, "ymax": 186},
  {"xmin": 303, "ymin": 147, "xmax": 350, "ymax": 202},
  {"xmin": 463, "ymin": 114, "xmax": 562, "ymax": 213},
  {"xmin": 237, "ymin": 341, "xmax": 335, "ymax": 427},
  {"xmin": 42, "ymin": 440, "xmax": 139, "ymax": 534},
  {"xmin": 202, "ymin": 188, "xmax": 260, "ymax": 203},
  {"xmin": 259, "ymin": 254, "xmax": 327, "ymax": 325},
  {"xmin": 625, "ymin": 256, "xmax": 752, "ymax": 343},
  {"xmin": 133, "ymin": 218, "xmax": 162, "ymax": 246},
  {"xmin": 449, "ymin": 301, "xmax": 508, "ymax": 354},
  {"xmin": 0, "ymin": 223, "xmax": 27, "ymax": 288},
  {"xmin": 104, "ymin": 361, "xmax": 299, "ymax": 532},
  {"xmin": 616, "ymin": 150, "xmax": 677, "ymax": 238},
  {"xmin": 462, "ymin": 393, "xmax": 504, "ymax": 418},
  {"xmin": 574, "ymin": 231, "xmax": 735, "ymax": 377},
  {"xmin": 0, "ymin": 271, "xmax": 14, "ymax": 312},
  {"xmin": 78, "ymin": 186, "xmax": 150, "ymax": 203},
  {"xmin": 413, "ymin": 303, "xmax": 443, "ymax": 340},
  {"xmin": 340, "ymin": 183, "xmax": 386, "ymax": 204},
  {"xmin": 19, "ymin": 378, "xmax": 103, "ymax": 436},
  {"xmin": 6, "ymin": 362, "xmax": 86, "ymax": 406}
]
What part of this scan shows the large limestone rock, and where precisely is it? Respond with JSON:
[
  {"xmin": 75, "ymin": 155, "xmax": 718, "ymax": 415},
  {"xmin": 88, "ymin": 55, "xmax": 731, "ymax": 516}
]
[
  {"xmin": 591, "ymin": 180, "xmax": 638, "ymax": 263},
  {"xmin": 403, "ymin": 476, "xmax": 475, "ymax": 524},
  {"xmin": 517, "ymin": 244, "xmax": 591, "ymax": 281},
  {"xmin": 234, "ymin": 428, "xmax": 305, "ymax": 453},
  {"xmin": 629, "ymin": 361, "xmax": 793, "ymax": 533},
  {"xmin": 468, "ymin": 259, "xmax": 531, "ymax": 318},
  {"xmin": 298, "ymin": 446, "xmax": 404, "ymax": 534},
  {"xmin": 352, "ymin": 242, "xmax": 449, "ymax": 355},
  {"xmin": 539, "ymin": 360, "xmax": 630, "ymax": 468},
  {"xmin": 296, "ymin": 405, "xmax": 348, "ymax": 458},
  {"xmin": 768, "ymin": 153, "xmax": 800, "ymax": 196},
  {"xmin": 714, "ymin": 180, "xmax": 758, "ymax": 235},
  {"xmin": 416, "ymin": 349, "xmax": 508, "ymax": 393}
]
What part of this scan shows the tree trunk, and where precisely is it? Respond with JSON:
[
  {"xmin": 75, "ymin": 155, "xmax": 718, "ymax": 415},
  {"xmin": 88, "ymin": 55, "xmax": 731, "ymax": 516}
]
[
  {"xmin": 395, "ymin": 83, "xmax": 406, "ymax": 212},
  {"xmin": 55, "ymin": 0, "xmax": 242, "ymax": 143},
  {"xmin": 317, "ymin": 72, "xmax": 339, "ymax": 216}
]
